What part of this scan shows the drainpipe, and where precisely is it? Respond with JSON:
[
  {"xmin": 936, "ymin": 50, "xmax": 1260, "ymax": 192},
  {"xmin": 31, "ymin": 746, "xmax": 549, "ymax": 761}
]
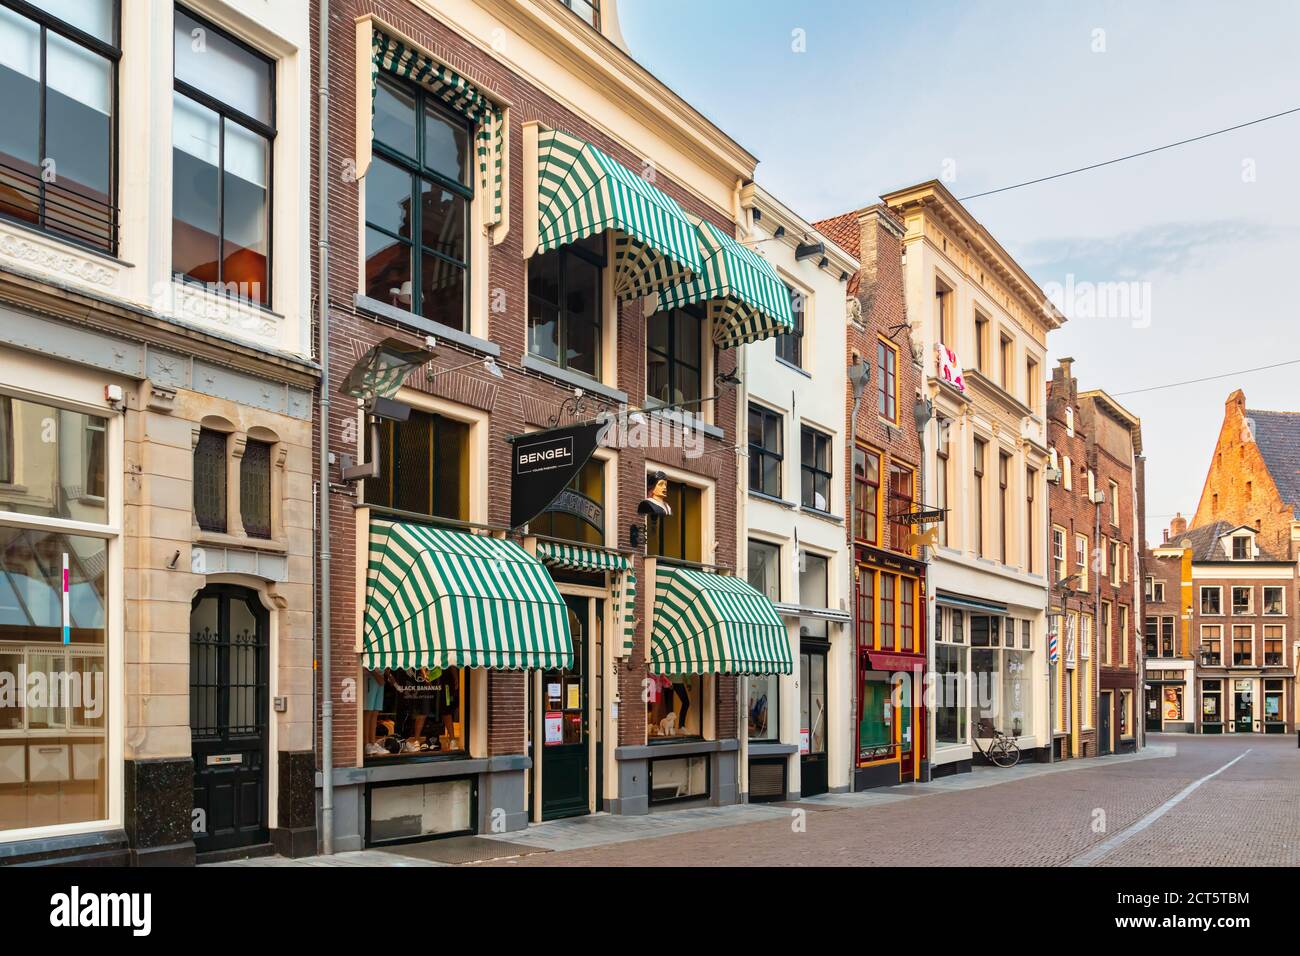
[
  {"xmin": 846, "ymin": 361, "xmax": 871, "ymax": 790},
  {"xmin": 317, "ymin": 0, "xmax": 334, "ymax": 855},
  {"xmin": 913, "ymin": 391, "xmax": 932, "ymax": 781},
  {"xmin": 1094, "ymin": 467, "xmax": 1102, "ymax": 754}
]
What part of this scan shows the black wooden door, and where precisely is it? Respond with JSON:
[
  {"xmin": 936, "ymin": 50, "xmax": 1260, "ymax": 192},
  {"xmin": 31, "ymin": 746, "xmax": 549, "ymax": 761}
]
[
  {"xmin": 1098, "ymin": 692, "xmax": 1112, "ymax": 755},
  {"xmin": 800, "ymin": 643, "xmax": 829, "ymax": 797},
  {"xmin": 541, "ymin": 596, "xmax": 589, "ymax": 820},
  {"xmin": 190, "ymin": 586, "xmax": 269, "ymax": 853}
]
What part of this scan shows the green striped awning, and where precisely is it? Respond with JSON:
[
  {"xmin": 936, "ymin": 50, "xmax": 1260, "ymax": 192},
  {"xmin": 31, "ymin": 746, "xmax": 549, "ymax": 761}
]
[
  {"xmin": 537, "ymin": 128, "xmax": 702, "ymax": 301},
  {"xmin": 535, "ymin": 542, "xmax": 638, "ymax": 658},
  {"xmin": 649, "ymin": 566, "xmax": 791, "ymax": 676},
  {"xmin": 372, "ymin": 31, "xmax": 503, "ymax": 225},
  {"xmin": 364, "ymin": 521, "xmax": 572, "ymax": 671},
  {"xmin": 657, "ymin": 219, "xmax": 795, "ymax": 348}
]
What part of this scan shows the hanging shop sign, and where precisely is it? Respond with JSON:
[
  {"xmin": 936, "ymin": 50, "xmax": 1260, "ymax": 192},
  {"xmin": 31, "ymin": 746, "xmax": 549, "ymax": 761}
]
[{"xmin": 509, "ymin": 422, "xmax": 603, "ymax": 528}]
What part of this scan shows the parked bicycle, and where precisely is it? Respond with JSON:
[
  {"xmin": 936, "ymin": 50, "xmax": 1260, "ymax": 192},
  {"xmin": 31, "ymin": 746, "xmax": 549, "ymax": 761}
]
[{"xmin": 972, "ymin": 725, "xmax": 1021, "ymax": 768}]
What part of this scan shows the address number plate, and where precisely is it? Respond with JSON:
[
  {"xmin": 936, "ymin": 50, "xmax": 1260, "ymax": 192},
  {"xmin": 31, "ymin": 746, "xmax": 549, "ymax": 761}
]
[{"xmin": 206, "ymin": 754, "xmax": 243, "ymax": 766}]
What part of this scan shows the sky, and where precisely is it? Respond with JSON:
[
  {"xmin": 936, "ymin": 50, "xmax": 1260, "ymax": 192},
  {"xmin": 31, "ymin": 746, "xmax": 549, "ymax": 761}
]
[{"xmin": 618, "ymin": 0, "xmax": 1300, "ymax": 546}]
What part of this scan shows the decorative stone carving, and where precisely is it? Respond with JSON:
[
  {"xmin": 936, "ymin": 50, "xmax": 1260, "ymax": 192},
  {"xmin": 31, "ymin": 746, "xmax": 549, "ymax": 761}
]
[{"xmin": 0, "ymin": 230, "xmax": 117, "ymax": 287}]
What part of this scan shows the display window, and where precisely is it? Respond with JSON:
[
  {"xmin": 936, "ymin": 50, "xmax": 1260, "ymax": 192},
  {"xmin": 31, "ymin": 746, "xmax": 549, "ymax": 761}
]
[
  {"xmin": 1163, "ymin": 685, "xmax": 1183, "ymax": 721},
  {"xmin": 934, "ymin": 642, "xmax": 967, "ymax": 746},
  {"xmin": 362, "ymin": 666, "xmax": 467, "ymax": 759},
  {"xmin": 649, "ymin": 754, "xmax": 707, "ymax": 804},
  {"xmin": 647, "ymin": 673, "xmax": 702, "ymax": 740},
  {"xmin": 858, "ymin": 673, "xmax": 893, "ymax": 760},
  {"xmin": 747, "ymin": 672, "xmax": 779, "ymax": 741},
  {"xmin": 1264, "ymin": 679, "xmax": 1284, "ymax": 724}
]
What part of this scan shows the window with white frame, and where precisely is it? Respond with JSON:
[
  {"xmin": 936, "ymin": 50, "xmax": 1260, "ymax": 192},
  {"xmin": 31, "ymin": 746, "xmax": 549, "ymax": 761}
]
[
  {"xmin": 1231, "ymin": 586, "xmax": 1252, "ymax": 616},
  {"xmin": 1200, "ymin": 586, "xmax": 1222, "ymax": 615}
]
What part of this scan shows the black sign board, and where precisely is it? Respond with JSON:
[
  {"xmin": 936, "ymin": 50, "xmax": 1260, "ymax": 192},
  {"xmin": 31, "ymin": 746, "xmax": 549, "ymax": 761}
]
[
  {"xmin": 509, "ymin": 422, "xmax": 602, "ymax": 529},
  {"xmin": 892, "ymin": 507, "xmax": 946, "ymax": 525}
]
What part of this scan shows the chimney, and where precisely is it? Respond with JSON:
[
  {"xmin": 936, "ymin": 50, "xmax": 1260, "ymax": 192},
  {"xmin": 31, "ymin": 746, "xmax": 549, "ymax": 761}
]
[
  {"xmin": 1162, "ymin": 528, "xmax": 1169, "ymax": 543},
  {"xmin": 1169, "ymin": 512, "xmax": 1187, "ymax": 538}
]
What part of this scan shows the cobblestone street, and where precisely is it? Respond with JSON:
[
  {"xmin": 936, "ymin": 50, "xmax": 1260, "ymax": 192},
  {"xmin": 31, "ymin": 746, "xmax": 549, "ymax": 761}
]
[{"xmin": 216, "ymin": 735, "xmax": 1299, "ymax": 868}]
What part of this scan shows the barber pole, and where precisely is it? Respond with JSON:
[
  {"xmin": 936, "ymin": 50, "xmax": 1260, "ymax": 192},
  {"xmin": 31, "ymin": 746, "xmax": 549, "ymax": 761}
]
[
  {"xmin": 1048, "ymin": 626, "xmax": 1058, "ymax": 665},
  {"xmin": 62, "ymin": 553, "xmax": 70, "ymax": 645}
]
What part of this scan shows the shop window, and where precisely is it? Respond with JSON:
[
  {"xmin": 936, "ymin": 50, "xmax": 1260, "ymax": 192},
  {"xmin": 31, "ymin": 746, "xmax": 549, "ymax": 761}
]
[
  {"xmin": 1119, "ymin": 688, "xmax": 1132, "ymax": 737},
  {"xmin": 934, "ymin": 643, "xmax": 967, "ymax": 745},
  {"xmin": 365, "ymin": 76, "xmax": 471, "ymax": 328},
  {"xmin": 1162, "ymin": 685, "xmax": 1183, "ymax": 722},
  {"xmin": 368, "ymin": 777, "xmax": 473, "ymax": 843},
  {"xmin": 1002, "ymin": 650, "xmax": 1031, "ymax": 738},
  {"xmin": 649, "ymin": 754, "xmax": 707, "ymax": 804},
  {"xmin": 173, "ymin": 8, "xmax": 274, "ymax": 305},
  {"xmin": 1263, "ymin": 626, "xmax": 1283, "ymax": 666},
  {"xmin": 888, "ymin": 462, "xmax": 914, "ymax": 553},
  {"xmin": 0, "ymin": 1, "xmax": 118, "ymax": 252},
  {"xmin": 366, "ymin": 410, "xmax": 469, "ymax": 521},
  {"xmin": 747, "ymin": 672, "xmax": 779, "ymax": 742},
  {"xmin": 852, "ymin": 447, "xmax": 880, "ymax": 544},
  {"xmin": 1263, "ymin": 587, "xmax": 1284, "ymax": 615},
  {"xmin": 0, "ymin": 526, "xmax": 109, "ymax": 834},
  {"xmin": 775, "ymin": 283, "xmax": 804, "ymax": 367},
  {"xmin": 1232, "ymin": 626, "xmax": 1252, "ymax": 666},
  {"xmin": 858, "ymin": 674, "xmax": 893, "ymax": 759},
  {"xmin": 0, "ymin": 396, "xmax": 109, "ymax": 524},
  {"xmin": 648, "ymin": 480, "xmax": 702, "ymax": 563},
  {"xmin": 532, "ymin": 456, "xmax": 604, "ymax": 545},
  {"xmin": 1264, "ymin": 679, "xmax": 1284, "ymax": 724},
  {"xmin": 1231, "ymin": 586, "xmax": 1252, "ymax": 615},
  {"xmin": 1201, "ymin": 625, "xmax": 1221, "ymax": 666},
  {"xmin": 239, "ymin": 438, "xmax": 272, "ymax": 539},
  {"xmin": 876, "ymin": 338, "xmax": 897, "ymax": 422},
  {"xmin": 1201, "ymin": 681, "xmax": 1222, "ymax": 726},
  {"xmin": 1200, "ymin": 586, "xmax": 1221, "ymax": 615},
  {"xmin": 647, "ymin": 306, "xmax": 703, "ymax": 407},
  {"xmin": 748, "ymin": 404, "xmax": 783, "ymax": 498},
  {"xmin": 362, "ymin": 666, "xmax": 467, "ymax": 760},
  {"xmin": 193, "ymin": 428, "xmax": 228, "ymax": 533},
  {"xmin": 800, "ymin": 426, "xmax": 832, "ymax": 512},
  {"xmin": 746, "ymin": 539, "xmax": 780, "ymax": 602},
  {"xmin": 647, "ymin": 675, "xmax": 702, "ymax": 740},
  {"xmin": 528, "ymin": 234, "xmax": 604, "ymax": 377}
]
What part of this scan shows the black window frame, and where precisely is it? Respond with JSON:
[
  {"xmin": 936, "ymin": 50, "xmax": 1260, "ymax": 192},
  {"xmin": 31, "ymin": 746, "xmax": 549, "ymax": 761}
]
[
  {"xmin": 800, "ymin": 425, "xmax": 832, "ymax": 513},
  {"xmin": 774, "ymin": 282, "xmax": 804, "ymax": 368},
  {"xmin": 646, "ymin": 305, "xmax": 704, "ymax": 409},
  {"xmin": 239, "ymin": 437, "xmax": 273, "ymax": 539},
  {"xmin": 364, "ymin": 408, "xmax": 470, "ymax": 522},
  {"xmin": 747, "ymin": 403, "xmax": 783, "ymax": 498},
  {"xmin": 0, "ymin": 0, "xmax": 121, "ymax": 254},
  {"xmin": 527, "ymin": 234, "xmax": 606, "ymax": 379},
  {"xmin": 364, "ymin": 74, "xmax": 474, "ymax": 329},
  {"xmin": 172, "ymin": 5, "xmax": 276, "ymax": 307}
]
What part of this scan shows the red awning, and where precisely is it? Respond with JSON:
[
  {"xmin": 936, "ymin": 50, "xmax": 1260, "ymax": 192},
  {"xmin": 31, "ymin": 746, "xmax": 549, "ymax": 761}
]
[{"xmin": 865, "ymin": 651, "xmax": 924, "ymax": 673}]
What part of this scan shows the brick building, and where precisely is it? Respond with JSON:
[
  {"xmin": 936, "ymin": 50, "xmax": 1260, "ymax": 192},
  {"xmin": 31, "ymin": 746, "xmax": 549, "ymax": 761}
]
[
  {"xmin": 815, "ymin": 204, "xmax": 929, "ymax": 788},
  {"xmin": 1045, "ymin": 359, "xmax": 1144, "ymax": 759},
  {"xmin": 314, "ymin": 0, "xmax": 794, "ymax": 850},
  {"xmin": 1142, "ymin": 514, "xmax": 1195, "ymax": 733},
  {"xmin": 1191, "ymin": 390, "xmax": 1300, "ymax": 562}
]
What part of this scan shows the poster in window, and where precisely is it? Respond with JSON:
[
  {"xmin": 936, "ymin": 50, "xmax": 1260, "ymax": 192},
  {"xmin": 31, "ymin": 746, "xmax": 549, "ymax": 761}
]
[
  {"xmin": 544, "ymin": 712, "xmax": 564, "ymax": 745},
  {"xmin": 566, "ymin": 680, "xmax": 581, "ymax": 711},
  {"xmin": 1203, "ymin": 695, "xmax": 1218, "ymax": 718},
  {"xmin": 799, "ymin": 729, "xmax": 809, "ymax": 755},
  {"xmin": 1163, "ymin": 687, "xmax": 1182, "ymax": 721}
]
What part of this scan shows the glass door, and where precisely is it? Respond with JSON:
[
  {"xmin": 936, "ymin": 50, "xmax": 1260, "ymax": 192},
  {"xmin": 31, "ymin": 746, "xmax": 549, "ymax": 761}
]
[
  {"xmin": 799, "ymin": 642, "xmax": 828, "ymax": 796},
  {"xmin": 1233, "ymin": 682, "xmax": 1254, "ymax": 734}
]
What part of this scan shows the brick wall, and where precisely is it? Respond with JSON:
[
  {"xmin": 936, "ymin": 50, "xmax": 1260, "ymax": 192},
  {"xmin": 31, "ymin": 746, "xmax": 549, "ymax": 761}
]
[{"xmin": 314, "ymin": 1, "xmax": 741, "ymax": 768}]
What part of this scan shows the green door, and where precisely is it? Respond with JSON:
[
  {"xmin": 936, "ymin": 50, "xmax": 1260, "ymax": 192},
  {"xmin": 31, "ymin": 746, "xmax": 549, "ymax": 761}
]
[
  {"xmin": 1233, "ymin": 684, "xmax": 1254, "ymax": 734},
  {"xmin": 541, "ymin": 596, "xmax": 590, "ymax": 819}
]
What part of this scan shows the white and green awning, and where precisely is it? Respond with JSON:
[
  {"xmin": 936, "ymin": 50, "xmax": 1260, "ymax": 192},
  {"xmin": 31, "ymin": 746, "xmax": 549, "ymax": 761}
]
[
  {"xmin": 535, "ymin": 541, "xmax": 638, "ymax": 658},
  {"xmin": 657, "ymin": 219, "xmax": 795, "ymax": 348},
  {"xmin": 649, "ymin": 566, "xmax": 791, "ymax": 676},
  {"xmin": 536, "ymin": 128, "xmax": 702, "ymax": 301},
  {"xmin": 370, "ymin": 30, "xmax": 503, "ymax": 225},
  {"xmin": 363, "ymin": 520, "xmax": 572, "ymax": 671}
]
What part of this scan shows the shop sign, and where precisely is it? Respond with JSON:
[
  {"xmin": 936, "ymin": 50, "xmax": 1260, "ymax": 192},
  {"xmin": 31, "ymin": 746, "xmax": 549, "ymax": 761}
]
[{"xmin": 509, "ymin": 422, "xmax": 602, "ymax": 528}]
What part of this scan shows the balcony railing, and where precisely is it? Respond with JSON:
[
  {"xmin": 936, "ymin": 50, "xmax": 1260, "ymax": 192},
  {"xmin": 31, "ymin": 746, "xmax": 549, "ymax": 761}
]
[{"xmin": 0, "ymin": 160, "xmax": 118, "ymax": 255}]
